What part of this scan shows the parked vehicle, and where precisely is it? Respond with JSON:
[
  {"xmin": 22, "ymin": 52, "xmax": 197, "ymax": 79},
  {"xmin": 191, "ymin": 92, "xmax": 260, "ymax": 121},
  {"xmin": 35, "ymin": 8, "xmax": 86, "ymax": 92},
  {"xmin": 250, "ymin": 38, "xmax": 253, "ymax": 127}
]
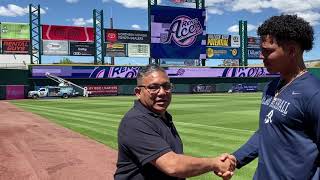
[{"xmin": 28, "ymin": 86, "xmax": 78, "ymax": 99}]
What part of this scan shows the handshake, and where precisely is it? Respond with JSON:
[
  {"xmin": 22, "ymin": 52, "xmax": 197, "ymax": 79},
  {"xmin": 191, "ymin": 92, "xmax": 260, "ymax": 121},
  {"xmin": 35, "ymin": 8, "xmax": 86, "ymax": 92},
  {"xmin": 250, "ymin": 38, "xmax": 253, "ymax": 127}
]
[{"xmin": 213, "ymin": 154, "xmax": 237, "ymax": 179}]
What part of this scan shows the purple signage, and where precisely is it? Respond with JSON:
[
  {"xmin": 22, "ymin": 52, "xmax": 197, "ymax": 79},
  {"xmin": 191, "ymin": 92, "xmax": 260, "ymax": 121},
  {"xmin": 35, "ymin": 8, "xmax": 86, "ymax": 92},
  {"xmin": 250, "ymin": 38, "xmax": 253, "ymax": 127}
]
[
  {"xmin": 151, "ymin": 5, "xmax": 206, "ymax": 59},
  {"xmin": 6, "ymin": 85, "xmax": 25, "ymax": 99},
  {"xmin": 31, "ymin": 66, "xmax": 279, "ymax": 79}
]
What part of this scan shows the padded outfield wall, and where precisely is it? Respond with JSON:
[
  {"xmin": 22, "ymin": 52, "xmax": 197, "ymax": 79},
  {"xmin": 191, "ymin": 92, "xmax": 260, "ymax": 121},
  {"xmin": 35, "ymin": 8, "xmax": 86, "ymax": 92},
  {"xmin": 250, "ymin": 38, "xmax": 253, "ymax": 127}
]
[
  {"xmin": 29, "ymin": 65, "xmax": 279, "ymax": 95},
  {"xmin": 1, "ymin": 66, "xmax": 320, "ymax": 99}
]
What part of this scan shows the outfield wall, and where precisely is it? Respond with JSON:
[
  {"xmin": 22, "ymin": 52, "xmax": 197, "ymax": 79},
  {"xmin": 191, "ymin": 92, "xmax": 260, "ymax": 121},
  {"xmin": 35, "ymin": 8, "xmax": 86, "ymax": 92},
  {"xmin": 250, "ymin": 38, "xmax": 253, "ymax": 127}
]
[{"xmin": 1, "ymin": 66, "xmax": 320, "ymax": 99}]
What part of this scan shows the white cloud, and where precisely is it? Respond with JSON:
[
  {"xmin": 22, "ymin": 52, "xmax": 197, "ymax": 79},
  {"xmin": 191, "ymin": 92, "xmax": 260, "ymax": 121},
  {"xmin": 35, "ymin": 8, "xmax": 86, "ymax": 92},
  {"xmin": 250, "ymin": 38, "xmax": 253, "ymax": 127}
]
[
  {"xmin": 207, "ymin": 7, "xmax": 224, "ymax": 15},
  {"xmin": 113, "ymin": 0, "xmax": 148, "ymax": 9},
  {"xmin": 0, "ymin": 4, "xmax": 46, "ymax": 17},
  {"xmin": 227, "ymin": 24, "xmax": 257, "ymax": 33},
  {"xmin": 295, "ymin": 11, "xmax": 320, "ymax": 26},
  {"xmin": 212, "ymin": 0, "xmax": 320, "ymax": 25},
  {"xmin": 131, "ymin": 24, "xmax": 141, "ymax": 30},
  {"xmin": 71, "ymin": 18, "xmax": 93, "ymax": 26},
  {"xmin": 66, "ymin": 0, "xmax": 79, "ymax": 3}
]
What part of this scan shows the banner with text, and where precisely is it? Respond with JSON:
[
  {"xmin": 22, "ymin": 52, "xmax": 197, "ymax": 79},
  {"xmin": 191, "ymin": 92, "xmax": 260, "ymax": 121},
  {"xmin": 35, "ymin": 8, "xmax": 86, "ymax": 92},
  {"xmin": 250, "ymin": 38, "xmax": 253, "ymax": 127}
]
[
  {"xmin": 105, "ymin": 29, "xmax": 149, "ymax": 44},
  {"xmin": 42, "ymin": 24, "xmax": 94, "ymax": 42},
  {"xmin": 206, "ymin": 47, "xmax": 240, "ymax": 59},
  {"xmin": 31, "ymin": 66, "xmax": 279, "ymax": 78},
  {"xmin": 105, "ymin": 43, "xmax": 127, "ymax": 57},
  {"xmin": 86, "ymin": 85, "xmax": 118, "ymax": 96},
  {"xmin": 151, "ymin": 5, "xmax": 206, "ymax": 59},
  {"xmin": 2, "ymin": 39, "xmax": 29, "ymax": 54},
  {"xmin": 248, "ymin": 47, "xmax": 261, "ymax": 59},
  {"xmin": 247, "ymin": 36, "xmax": 260, "ymax": 48},
  {"xmin": 42, "ymin": 40, "xmax": 69, "ymax": 55},
  {"xmin": 206, "ymin": 34, "xmax": 240, "ymax": 47},
  {"xmin": 0, "ymin": 22, "xmax": 29, "ymax": 39},
  {"xmin": 70, "ymin": 42, "xmax": 94, "ymax": 56},
  {"xmin": 128, "ymin": 43, "xmax": 150, "ymax": 57}
]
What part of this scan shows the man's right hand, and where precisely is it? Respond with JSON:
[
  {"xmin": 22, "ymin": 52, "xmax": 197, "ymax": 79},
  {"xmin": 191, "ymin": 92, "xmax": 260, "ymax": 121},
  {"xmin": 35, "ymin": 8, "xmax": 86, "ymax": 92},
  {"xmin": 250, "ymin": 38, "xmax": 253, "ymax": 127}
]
[{"xmin": 214, "ymin": 153, "xmax": 237, "ymax": 179}]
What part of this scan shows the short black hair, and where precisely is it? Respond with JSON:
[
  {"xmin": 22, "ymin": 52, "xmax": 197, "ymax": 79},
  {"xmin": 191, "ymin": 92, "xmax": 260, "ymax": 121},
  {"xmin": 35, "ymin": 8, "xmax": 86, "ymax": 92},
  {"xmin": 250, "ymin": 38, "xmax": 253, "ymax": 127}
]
[
  {"xmin": 257, "ymin": 14, "xmax": 314, "ymax": 51},
  {"xmin": 136, "ymin": 64, "xmax": 167, "ymax": 85}
]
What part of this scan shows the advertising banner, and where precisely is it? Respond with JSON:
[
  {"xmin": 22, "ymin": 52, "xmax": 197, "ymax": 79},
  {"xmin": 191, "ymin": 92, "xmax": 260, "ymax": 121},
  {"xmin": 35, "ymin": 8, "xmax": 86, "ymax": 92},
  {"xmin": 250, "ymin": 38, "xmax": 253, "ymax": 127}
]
[
  {"xmin": 206, "ymin": 34, "xmax": 240, "ymax": 47},
  {"xmin": 42, "ymin": 40, "xmax": 69, "ymax": 55},
  {"xmin": 105, "ymin": 43, "xmax": 127, "ymax": 57},
  {"xmin": 206, "ymin": 47, "xmax": 240, "ymax": 59},
  {"xmin": 32, "ymin": 66, "xmax": 279, "ymax": 78},
  {"xmin": 166, "ymin": 67, "xmax": 278, "ymax": 78},
  {"xmin": 70, "ymin": 42, "xmax": 94, "ymax": 56},
  {"xmin": 86, "ymin": 85, "xmax": 118, "ymax": 96},
  {"xmin": 0, "ymin": 22, "xmax": 29, "ymax": 39},
  {"xmin": 191, "ymin": 84, "xmax": 216, "ymax": 93},
  {"xmin": 247, "ymin": 36, "xmax": 260, "ymax": 48},
  {"xmin": 127, "ymin": 43, "xmax": 150, "ymax": 57},
  {"xmin": 2, "ymin": 40, "xmax": 29, "ymax": 54},
  {"xmin": 248, "ymin": 47, "xmax": 261, "ymax": 59},
  {"xmin": 151, "ymin": 5, "xmax": 206, "ymax": 59},
  {"xmin": 105, "ymin": 29, "xmax": 149, "ymax": 44},
  {"xmin": 42, "ymin": 24, "xmax": 94, "ymax": 42},
  {"xmin": 6, "ymin": 85, "xmax": 25, "ymax": 100},
  {"xmin": 230, "ymin": 83, "xmax": 258, "ymax": 92}
]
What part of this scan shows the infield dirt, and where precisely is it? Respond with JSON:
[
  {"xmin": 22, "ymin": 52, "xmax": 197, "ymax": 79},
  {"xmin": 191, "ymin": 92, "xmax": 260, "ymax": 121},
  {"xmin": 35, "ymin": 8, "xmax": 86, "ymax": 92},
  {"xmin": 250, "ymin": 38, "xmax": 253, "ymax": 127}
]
[{"xmin": 0, "ymin": 101, "xmax": 117, "ymax": 180}]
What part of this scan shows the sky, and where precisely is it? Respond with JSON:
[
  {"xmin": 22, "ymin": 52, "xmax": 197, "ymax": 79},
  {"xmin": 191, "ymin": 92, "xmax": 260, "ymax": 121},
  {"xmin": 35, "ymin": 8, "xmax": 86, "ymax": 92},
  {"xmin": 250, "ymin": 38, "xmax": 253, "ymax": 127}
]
[{"xmin": 0, "ymin": 0, "xmax": 320, "ymax": 66}]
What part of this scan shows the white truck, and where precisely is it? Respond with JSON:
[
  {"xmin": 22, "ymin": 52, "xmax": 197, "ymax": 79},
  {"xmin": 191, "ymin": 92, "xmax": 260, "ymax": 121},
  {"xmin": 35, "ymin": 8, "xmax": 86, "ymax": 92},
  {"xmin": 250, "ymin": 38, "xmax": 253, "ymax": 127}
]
[{"xmin": 28, "ymin": 86, "xmax": 77, "ymax": 99}]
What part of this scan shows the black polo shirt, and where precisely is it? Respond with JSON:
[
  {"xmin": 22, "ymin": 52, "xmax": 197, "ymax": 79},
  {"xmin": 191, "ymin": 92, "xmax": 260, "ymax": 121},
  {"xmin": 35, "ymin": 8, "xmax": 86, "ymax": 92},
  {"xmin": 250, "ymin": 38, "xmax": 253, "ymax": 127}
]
[{"xmin": 114, "ymin": 100, "xmax": 184, "ymax": 180}]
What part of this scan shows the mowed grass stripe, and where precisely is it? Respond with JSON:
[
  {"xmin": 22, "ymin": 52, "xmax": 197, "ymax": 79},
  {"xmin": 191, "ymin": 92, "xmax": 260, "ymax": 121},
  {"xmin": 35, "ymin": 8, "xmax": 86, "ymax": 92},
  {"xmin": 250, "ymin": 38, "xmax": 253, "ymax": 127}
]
[
  {"xmin": 15, "ymin": 104, "xmax": 121, "ymax": 128},
  {"xmin": 14, "ymin": 103, "xmax": 123, "ymax": 118},
  {"xmin": 11, "ymin": 93, "xmax": 262, "ymax": 180},
  {"xmin": 26, "ymin": 110, "xmax": 119, "ymax": 148}
]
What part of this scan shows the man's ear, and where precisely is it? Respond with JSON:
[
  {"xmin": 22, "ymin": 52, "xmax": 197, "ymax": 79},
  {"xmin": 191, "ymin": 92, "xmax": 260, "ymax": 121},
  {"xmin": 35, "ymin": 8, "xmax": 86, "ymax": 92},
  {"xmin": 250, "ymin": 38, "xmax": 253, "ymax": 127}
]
[{"xmin": 134, "ymin": 87, "xmax": 141, "ymax": 98}]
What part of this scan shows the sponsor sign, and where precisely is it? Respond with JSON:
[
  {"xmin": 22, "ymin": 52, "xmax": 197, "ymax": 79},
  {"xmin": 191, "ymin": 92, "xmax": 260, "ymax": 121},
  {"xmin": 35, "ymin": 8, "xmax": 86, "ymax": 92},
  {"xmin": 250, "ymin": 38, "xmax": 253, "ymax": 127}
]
[
  {"xmin": 31, "ymin": 66, "xmax": 279, "ymax": 78},
  {"xmin": 108, "ymin": 66, "xmax": 141, "ymax": 78},
  {"xmin": 231, "ymin": 35, "xmax": 240, "ymax": 47},
  {"xmin": 206, "ymin": 47, "xmax": 240, "ymax": 59},
  {"xmin": 191, "ymin": 84, "xmax": 216, "ymax": 93},
  {"xmin": 151, "ymin": 5, "xmax": 206, "ymax": 59},
  {"xmin": 171, "ymin": 0, "xmax": 196, "ymax": 3},
  {"xmin": 247, "ymin": 36, "xmax": 260, "ymax": 48},
  {"xmin": 127, "ymin": 43, "xmax": 150, "ymax": 57},
  {"xmin": 70, "ymin": 42, "xmax": 94, "ymax": 56},
  {"xmin": 86, "ymin": 85, "xmax": 118, "ymax": 96},
  {"xmin": 42, "ymin": 24, "xmax": 94, "ymax": 42},
  {"xmin": 105, "ymin": 43, "xmax": 127, "ymax": 57},
  {"xmin": 166, "ymin": 67, "xmax": 279, "ymax": 78},
  {"xmin": 230, "ymin": 83, "xmax": 258, "ymax": 92},
  {"xmin": 0, "ymin": 22, "xmax": 29, "ymax": 39},
  {"xmin": 2, "ymin": 39, "xmax": 29, "ymax": 54},
  {"xmin": 6, "ymin": 85, "xmax": 25, "ymax": 99},
  {"xmin": 206, "ymin": 34, "xmax": 240, "ymax": 47},
  {"xmin": 42, "ymin": 40, "xmax": 69, "ymax": 55},
  {"xmin": 105, "ymin": 29, "xmax": 149, "ymax": 44},
  {"xmin": 248, "ymin": 48, "xmax": 261, "ymax": 59}
]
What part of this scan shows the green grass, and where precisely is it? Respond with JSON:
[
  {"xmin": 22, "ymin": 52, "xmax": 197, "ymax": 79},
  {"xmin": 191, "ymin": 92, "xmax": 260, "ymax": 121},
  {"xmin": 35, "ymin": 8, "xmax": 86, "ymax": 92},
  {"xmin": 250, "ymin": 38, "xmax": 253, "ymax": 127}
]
[{"xmin": 11, "ymin": 93, "xmax": 261, "ymax": 180}]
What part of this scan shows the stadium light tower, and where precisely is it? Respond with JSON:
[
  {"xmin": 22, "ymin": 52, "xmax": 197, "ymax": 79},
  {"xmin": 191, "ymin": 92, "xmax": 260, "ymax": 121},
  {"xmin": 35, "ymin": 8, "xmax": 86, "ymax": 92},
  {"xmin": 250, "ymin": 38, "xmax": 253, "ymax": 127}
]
[
  {"xmin": 93, "ymin": 9, "xmax": 105, "ymax": 65},
  {"xmin": 29, "ymin": 4, "xmax": 41, "ymax": 64}
]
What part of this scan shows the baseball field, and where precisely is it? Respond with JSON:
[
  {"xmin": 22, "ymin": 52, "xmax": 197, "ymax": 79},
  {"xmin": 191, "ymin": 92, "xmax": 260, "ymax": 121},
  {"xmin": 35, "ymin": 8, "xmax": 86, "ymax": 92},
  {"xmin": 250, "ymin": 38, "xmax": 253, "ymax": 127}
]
[{"xmin": 11, "ymin": 93, "xmax": 260, "ymax": 180}]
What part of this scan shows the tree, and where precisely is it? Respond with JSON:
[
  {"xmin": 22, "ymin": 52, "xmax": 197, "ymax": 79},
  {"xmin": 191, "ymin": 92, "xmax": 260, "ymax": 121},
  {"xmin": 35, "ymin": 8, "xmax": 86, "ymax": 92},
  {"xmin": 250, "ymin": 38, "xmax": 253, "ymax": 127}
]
[{"xmin": 59, "ymin": 57, "xmax": 73, "ymax": 64}]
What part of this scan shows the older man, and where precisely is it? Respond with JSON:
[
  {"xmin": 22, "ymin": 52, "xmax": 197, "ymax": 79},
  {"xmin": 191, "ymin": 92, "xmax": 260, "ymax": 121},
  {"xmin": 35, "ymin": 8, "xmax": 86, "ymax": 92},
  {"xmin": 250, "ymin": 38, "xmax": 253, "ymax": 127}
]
[{"xmin": 115, "ymin": 64, "xmax": 234, "ymax": 180}]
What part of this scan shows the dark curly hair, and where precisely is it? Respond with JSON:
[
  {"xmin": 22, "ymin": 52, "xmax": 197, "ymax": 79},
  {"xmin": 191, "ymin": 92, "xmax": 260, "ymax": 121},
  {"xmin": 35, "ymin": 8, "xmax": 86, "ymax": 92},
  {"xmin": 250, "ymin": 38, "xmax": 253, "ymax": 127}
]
[{"xmin": 257, "ymin": 14, "xmax": 314, "ymax": 51}]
